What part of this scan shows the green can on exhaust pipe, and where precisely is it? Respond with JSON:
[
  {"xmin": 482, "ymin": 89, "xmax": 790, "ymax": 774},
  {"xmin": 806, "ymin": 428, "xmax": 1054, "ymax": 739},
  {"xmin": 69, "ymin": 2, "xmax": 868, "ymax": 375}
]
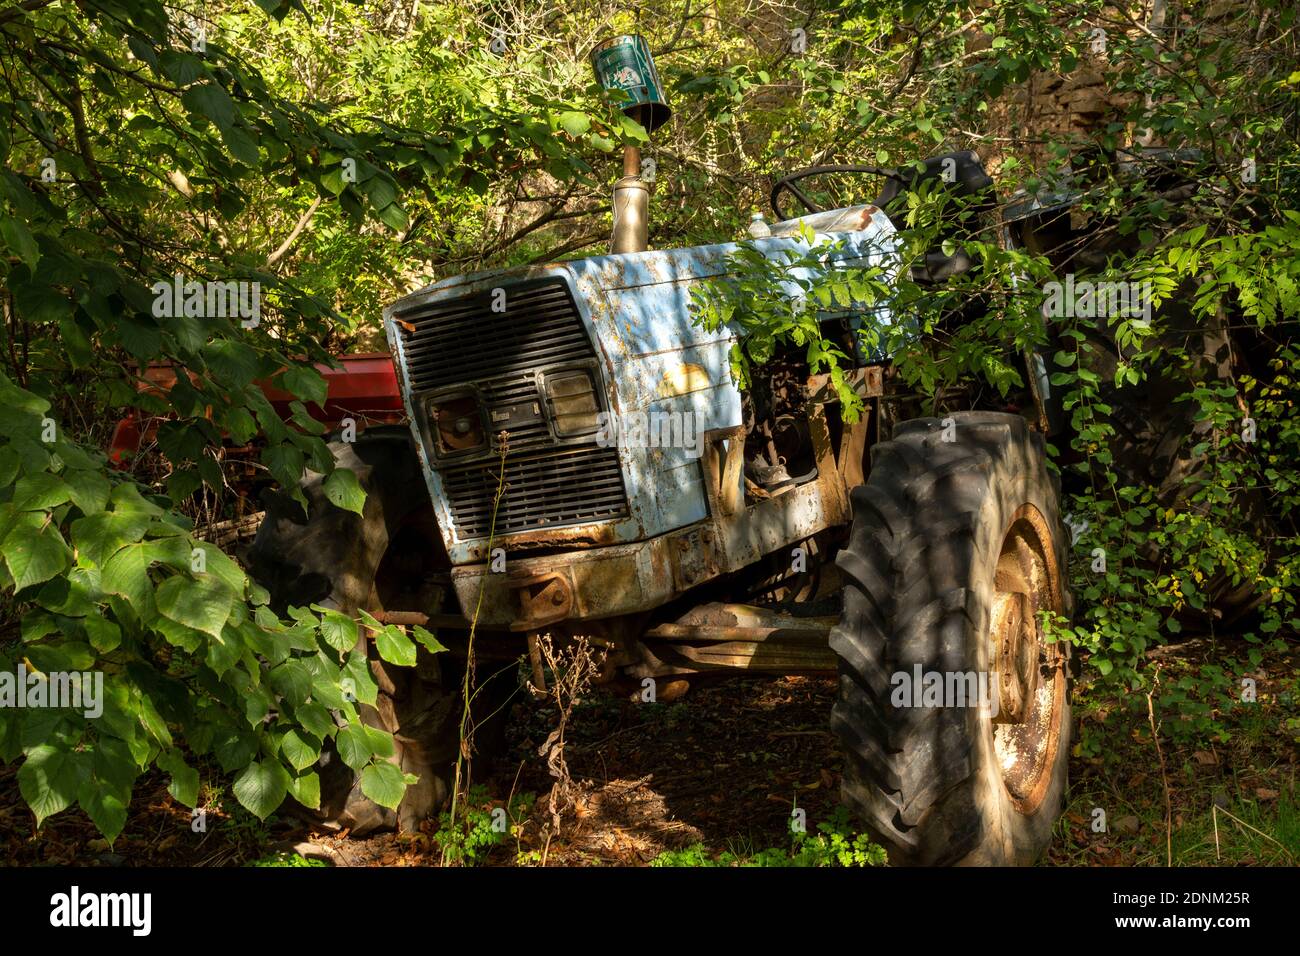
[{"xmin": 590, "ymin": 34, "xmax": 671, "ymax": 132}]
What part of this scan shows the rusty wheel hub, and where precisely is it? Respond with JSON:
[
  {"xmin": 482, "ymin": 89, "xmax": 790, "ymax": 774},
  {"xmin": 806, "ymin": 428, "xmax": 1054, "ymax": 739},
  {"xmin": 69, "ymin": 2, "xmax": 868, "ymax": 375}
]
[{"xmin": 990, "ymin": 504, "xmax": 1066, "ymax": 814}]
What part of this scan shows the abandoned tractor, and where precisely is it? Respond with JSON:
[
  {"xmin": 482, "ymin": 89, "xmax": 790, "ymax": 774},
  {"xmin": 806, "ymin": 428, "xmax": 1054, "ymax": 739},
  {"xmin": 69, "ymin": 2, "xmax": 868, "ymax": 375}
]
[{"xmin": 248, "ymin": 38, "xmax": 1078, "ymax": 865}]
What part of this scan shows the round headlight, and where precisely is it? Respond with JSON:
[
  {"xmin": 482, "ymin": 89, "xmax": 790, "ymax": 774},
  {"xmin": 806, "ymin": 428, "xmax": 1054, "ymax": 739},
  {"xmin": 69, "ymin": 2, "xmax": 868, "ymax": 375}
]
[{"xmin": 430, "ymin": 393, "xmax": 485, "ymax": 454}]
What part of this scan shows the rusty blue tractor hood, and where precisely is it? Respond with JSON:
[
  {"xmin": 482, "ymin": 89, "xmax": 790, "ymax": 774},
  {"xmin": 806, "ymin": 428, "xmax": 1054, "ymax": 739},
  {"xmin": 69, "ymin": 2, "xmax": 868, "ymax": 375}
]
[{"xmin": 385, "ymin": 204, "xmax": 901, "ymax": 563}]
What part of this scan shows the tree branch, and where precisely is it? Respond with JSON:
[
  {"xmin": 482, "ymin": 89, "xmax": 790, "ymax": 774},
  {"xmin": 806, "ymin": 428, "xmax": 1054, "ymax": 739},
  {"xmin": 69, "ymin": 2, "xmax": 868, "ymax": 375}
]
[{"xmin": 265, "ymin": 197, "xmax": 322, "ymax": 270}]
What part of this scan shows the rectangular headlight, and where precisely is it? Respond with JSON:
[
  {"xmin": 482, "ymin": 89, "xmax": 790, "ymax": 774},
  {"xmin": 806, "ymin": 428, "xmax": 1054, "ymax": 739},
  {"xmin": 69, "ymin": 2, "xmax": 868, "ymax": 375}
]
[{"xmin": 544, "ymin": 371, "xmax": 600, "ymax": 437}]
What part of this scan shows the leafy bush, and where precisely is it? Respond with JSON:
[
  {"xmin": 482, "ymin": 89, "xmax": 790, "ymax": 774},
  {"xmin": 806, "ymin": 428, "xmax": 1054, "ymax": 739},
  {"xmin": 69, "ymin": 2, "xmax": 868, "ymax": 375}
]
[
  {"xmin": 0, "ymin": 0, "xmax": 634, "ymax": 842},
  {"xmin": 0, "ymin": 365, "xmax": 440, "ymax": 838},
  {"xmin": 434, "ymin": 785, "xmax": 535, "ymax": 866},
  {"xmin": 690, "ymin": 0, "xmax": 1300, "ymax": 745}
]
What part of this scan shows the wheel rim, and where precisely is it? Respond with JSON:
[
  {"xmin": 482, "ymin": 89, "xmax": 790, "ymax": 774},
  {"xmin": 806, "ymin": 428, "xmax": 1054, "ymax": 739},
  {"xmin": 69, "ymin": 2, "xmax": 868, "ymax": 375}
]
[{"xmin": 989, "ymin": 503, "xmax": 1066, "ymax": 814}]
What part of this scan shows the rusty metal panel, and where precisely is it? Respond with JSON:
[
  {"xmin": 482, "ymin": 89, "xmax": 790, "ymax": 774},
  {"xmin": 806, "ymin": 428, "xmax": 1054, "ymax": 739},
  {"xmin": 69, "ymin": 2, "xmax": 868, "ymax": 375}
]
[{"xmin": 449, "ymin": 532, "xmax": 681, "ymax": 628}]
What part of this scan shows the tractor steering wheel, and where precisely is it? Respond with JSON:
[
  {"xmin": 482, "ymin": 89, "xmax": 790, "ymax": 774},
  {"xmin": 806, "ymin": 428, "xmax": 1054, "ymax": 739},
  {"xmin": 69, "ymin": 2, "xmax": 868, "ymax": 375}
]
[{"xmin": 770, "ymin": 164, "xmax": 900, "ymax": 222}]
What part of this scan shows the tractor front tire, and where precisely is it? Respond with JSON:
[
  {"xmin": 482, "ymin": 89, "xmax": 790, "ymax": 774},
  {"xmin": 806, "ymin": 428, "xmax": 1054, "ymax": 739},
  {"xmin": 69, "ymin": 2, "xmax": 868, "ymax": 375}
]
[
  {"xmin": 830, "ymin": 412, "xmax": 1071, "ymax": 865},
  {"xmin": 246, "ymin": 427, "xmax": 504, "ymax": 836}
]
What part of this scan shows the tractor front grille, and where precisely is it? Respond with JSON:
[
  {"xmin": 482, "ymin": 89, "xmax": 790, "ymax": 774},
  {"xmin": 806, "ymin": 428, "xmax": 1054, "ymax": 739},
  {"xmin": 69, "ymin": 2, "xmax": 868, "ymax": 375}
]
[
  {"xmin": 396, "ymin": 279, "xmax": 595, "ymax": 392},
  {"xmin": 392, "ymin": 277, "xmax": 630, "ymax": 541},
  {"xmin": 440, "ymin": 445, "xmax": 628, "ymax": 539}
]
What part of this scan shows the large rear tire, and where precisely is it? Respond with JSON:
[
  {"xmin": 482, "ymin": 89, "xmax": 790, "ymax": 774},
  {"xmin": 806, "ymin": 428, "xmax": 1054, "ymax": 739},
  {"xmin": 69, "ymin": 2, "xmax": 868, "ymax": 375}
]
[{"xmin": 830, "ymin": 412, "xmax": 1071, "ymax": 865}]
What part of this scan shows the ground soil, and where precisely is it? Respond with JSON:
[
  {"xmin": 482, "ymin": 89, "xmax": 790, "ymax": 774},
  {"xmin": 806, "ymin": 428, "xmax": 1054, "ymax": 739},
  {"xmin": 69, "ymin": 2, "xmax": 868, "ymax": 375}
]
[{"xmin": 2, "ymin": 640, "xmax": 1295, "ymax": 866}]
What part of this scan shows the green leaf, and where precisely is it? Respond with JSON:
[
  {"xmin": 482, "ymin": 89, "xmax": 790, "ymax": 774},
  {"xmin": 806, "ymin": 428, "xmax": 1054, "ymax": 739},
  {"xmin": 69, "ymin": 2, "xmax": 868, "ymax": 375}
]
[
  {"xmin": 3, "ymin": 519, "xmax": 71, "ymax": 591},
  {"xmin": 204, "ymin": 627, "xmax": 242, "ymax": 677},
  {"xmin": 202, "ymin": 339, "xmax": 260, "ymax": 389},
  {"xmin": 287, "ymin": 771, "xmax": 321, "ymax": 810},
  {"xmin": 189, "ymin": 541, "xmax": 247, "ymax": 593},
  {"xmin": 293, "ymin": 700, "xmax": 335, "ymax": 740},
  {"xmin": 0, "ymin": 712, "xmax": 17, "ymax": 764},
  {"xmin": 558, "ymin": 111, "xmax": 590, "ymax": 137},
  {"xmin": 363, "ymin": 175, "xmax": 398, "ymax": 210},
  {"xmin": 135, "ymin": 687, "xmax": 174, "ymax": 749},
  {"xmin": 362, "ymin": 724, "xmax": 395, "ymax": 760},
  {"xmin": 155, "ymin": 573, "xmax": 234, "ymax": 639},
  {"xmin": 21, "ymin": 608, "xmax": 58, "ymax": 641},
  {"xmin": 223, "ymin": 406, "xmax": 258, "ymax": 445},
  {"xmin": 71, "ymin": 511, "xmax": 152, "ymax": 567},
  {"xmin": 60, "ymin": 316, "xmax": 93, "ymax": 368},
  {"xmin": 25, "ymin": 641, "xmax": 94, "ymax": 672},
  {"xmin": 232, "ymin": 759, "xmax": 290, "ymax": 820},
  {"xmin": 153, "ymin": 615, "xmax": 204, "ymax": 652},
  {"xmin": 78, "ymin": 778, "xmax": 129, "ymax": 843},
  {"xmin": 268, "ymin": 659, "xmax": 313, "ymax": 708},
  {"xmin": 335, "ymin": 722, "xmax": 373, "ymax": 772},
  {"xmin": 12, "ymin": 473, "xmax": 70, "ymax": 511},
  {"xmin": 616, "ymin": 112, "xmax": 649, "ymax": 143},
  {"xmin": 167, "ymin": 760, "xmax": 200, "ymax": 808},
  {"xmin": 261, "ymin": 441, "xmax": 304, "ymax": 490},
  {"xmin": 0, "ymin": 445, "xmax": 19, "ymax": 488},
  {"xmin": 412, "ymin": 625, "xmax": 446, "ymax": 654},
  {"xmin": 5, "ymin": 437, "xmax": 50, "ymax": 474},
  {"xmin": 360, "ymin": 760, "xmax": 407, "ymax": 810},
  {"xmin": 90, "ymin": 734, "xmax": 141, "ymax": 786},
  {"xmin": 158, "ymin": 49, "xmax": 205, "ymax": 84},
  {"xmin": 342, "ymin": 651, "xmax": 378, "ymax": 705},
  {"xmin": 181, "ymin": 82, "xmax": 237, "ymax": 129},
  {"xmin": 142, "ymin": 534, "xmax": 192, "ymax": 568},
  {"xmin": 320, "ymin": 167, "xmax": 348, "ymax": 196},
  {"xmin": 108, "ymin": 482, "xmax": 163, "ymax": 516},
  {"xmin": 308, "ymin": 670, "xmax": 347, "ymax": 710},
  {"xmin": 244, "ymin": 684, "xmax": 273, "ymax": 727},
  {"xmin": 158, "ymin": 471, "xmax": 200, "ymax": 506},
  {"xmin": 281, "ymin": 365, "xmax": 328, "ymax": 407},
  {"xmin": 374, "ymin": 624, "xmax": 416, "ymax": 667},
  {"xmin": 158, "ymin": 749, "xmax": 200, "ymax": 808},
  {"xmin": 1, "ymin": 215, "xmax": 39, "ymax": 269},
  {"xmin": 203, "ymin": 697, "xmax": 251, "ymax": 758},
  {"xmin": 280, "ymin": 729, "xmax": 322, "ymax": 771},
  {"xmin": 83, "ymin": 616, "xmax": 122, "ymax": 653},
  {"xmin": 375, "ymin": 202, "xmax": 408, "ymax": 232},
  {"xmin": 323, "ymin": 467, "xmax": 366, "ymax": 515},
  {"xmin": 221, "ymin": 124, "xmax": 260, "ymax": 165},
  {"xmin": 315, "ymin": 606, "xmax": 359, "ymax": 654},
  {"xmin": 18, "ymin": 744, "xmax": 84, "ymax": 826},
  {"xmin": 65, "ymin": 469, "xmax": 111, "ymax": 514}
]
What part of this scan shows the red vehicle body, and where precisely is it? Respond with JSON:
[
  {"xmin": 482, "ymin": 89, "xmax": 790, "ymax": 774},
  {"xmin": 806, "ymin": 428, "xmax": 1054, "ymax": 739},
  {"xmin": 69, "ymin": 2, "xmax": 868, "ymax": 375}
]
[{"xmin": 108, "ymin": 353, "xmax": 405, "ymax": 466}]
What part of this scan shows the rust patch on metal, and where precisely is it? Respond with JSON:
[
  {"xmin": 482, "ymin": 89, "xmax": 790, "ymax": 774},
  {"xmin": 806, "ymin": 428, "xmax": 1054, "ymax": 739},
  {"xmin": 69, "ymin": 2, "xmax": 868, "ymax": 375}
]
[
  {"xmin": 510, "ymin": 570, "xmax": 574, "ymax": 629},
  {"xmin": 489, "ymin": 520, "xmax": 627, "ymax": 553},
  {"xmin": 701, "ymin": 425, "xmax": 746, "ymax": 517},
  {"xmin": 636, "ymin": 601, "xmax": 839, "ymax": 676},
  {"xmin": 370, "ymin": 609, "xmax": 509, "ymax": 632},
  {"xmin": 656, "ymin": 363, "xmax": 712, "ymax": 398},
  {"xmin": 992, "ymin": 502, "xmax": 1067, "ymax": 816},
  {"xmin": 805, "ymin": 364, "xmax": 884, "ymax": 404}
]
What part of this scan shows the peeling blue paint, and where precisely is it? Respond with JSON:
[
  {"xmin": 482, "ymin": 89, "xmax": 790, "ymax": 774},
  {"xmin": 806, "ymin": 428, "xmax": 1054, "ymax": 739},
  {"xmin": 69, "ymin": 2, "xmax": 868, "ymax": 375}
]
[{"xmin": 384, "ymin": 205, "xmax": 900, "ymax": 563}]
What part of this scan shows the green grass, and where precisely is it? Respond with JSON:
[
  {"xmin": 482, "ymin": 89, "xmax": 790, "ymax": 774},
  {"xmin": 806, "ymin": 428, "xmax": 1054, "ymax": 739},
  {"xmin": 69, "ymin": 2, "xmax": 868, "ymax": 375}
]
[{"xmin": 1049, "ymin": 640, "xmax": 1299, "ymax": 866}]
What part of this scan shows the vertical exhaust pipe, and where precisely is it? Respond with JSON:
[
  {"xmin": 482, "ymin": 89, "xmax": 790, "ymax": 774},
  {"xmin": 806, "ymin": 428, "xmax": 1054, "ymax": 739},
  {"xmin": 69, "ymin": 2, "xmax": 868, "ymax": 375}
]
[
  {"xmin": 611, "ymin": 170, "xmax": 651, "ymax": 254},
  {"xmin": 590, "ymin": 35, "xmax": 672, "ymax": 254}
]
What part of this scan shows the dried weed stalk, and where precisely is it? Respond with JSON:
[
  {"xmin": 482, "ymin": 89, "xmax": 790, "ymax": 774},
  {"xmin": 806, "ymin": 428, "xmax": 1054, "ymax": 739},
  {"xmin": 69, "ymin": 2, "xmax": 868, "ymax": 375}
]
[{"xmin": 528, "ymin": 633, "xmax": 606, "ymax": 835}]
